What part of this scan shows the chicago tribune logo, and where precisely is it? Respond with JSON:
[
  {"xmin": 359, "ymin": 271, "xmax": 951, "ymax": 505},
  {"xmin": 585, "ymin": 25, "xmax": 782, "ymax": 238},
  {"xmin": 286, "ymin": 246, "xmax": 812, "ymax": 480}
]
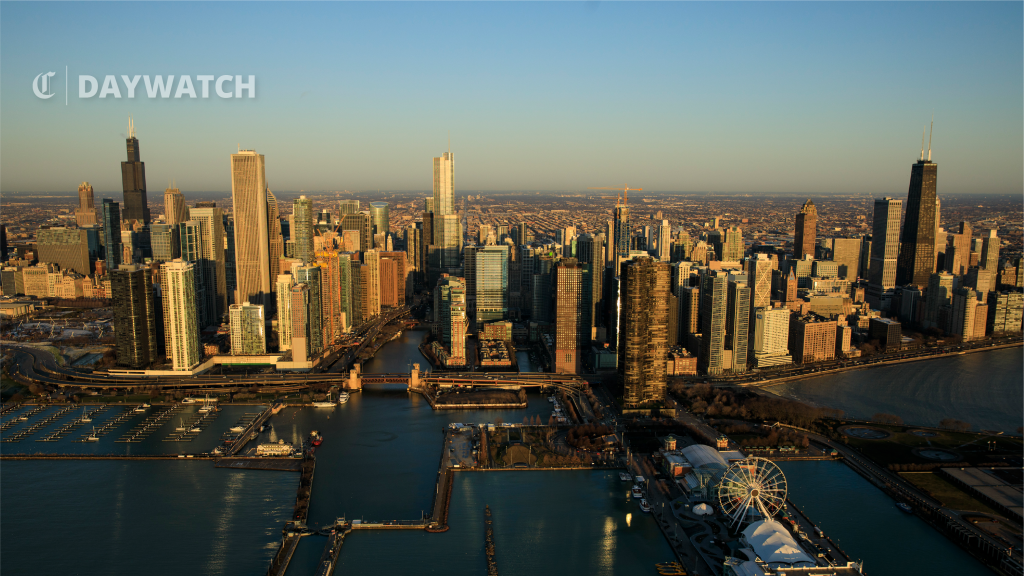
[
  {"xmin": 33, "ymin": 71, "xmax": 56, "ymax": 99},
  {"xmin": 33, "ymin": 71, "xmax": 256, "ymax": 100}
]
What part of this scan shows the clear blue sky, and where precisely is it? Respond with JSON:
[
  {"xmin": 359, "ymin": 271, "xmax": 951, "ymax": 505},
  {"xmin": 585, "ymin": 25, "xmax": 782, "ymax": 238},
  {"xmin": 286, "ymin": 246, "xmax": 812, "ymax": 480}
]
[{"xmin": 1, "ymin": 2, "xmax": 1021, "ymax": 195}]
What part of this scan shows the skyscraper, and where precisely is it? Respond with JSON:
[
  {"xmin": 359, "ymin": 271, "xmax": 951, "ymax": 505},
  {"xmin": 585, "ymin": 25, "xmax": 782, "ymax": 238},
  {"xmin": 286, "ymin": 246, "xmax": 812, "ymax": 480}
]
[
  {"xmin": 230, "ymin": 150, "xmax": 271, "ymax": 307},
  {"xmin": 338, "ymin": 199, "xmax": 360, "ymax": 215},
  {"xmin": 275, "ymin": 273, "xmax": 296, "ymax": 351},
  {"xmin": 75, "ymin": 182, "xmax": 98, "ymax": 227},
  {"xmin": 229, "ymin": 304, "xmax": 266, "ymax": 355},
  {"xmin": 362, "ymin": 250, "xmax": 381, "ymax": 318},
  {"xmin": 618, "ymin": 257, "xmax": 671, "ymax": 407},
  {"xmin": 102, "ymin": 199, "xmax": 123, "ymax": 273},
  {"xmin": 369, "ymin": 202, "xmax": 390, "ymax": 238},
  {"xmin": 554, "ymin": 260, "xmax": 584, "ymax": 374},
  {"xmin": 120, "ymin": 118, "xmax": 151, "ymax": 224},
  {"xmin": 896, "ymin": 132, "xmax": 938, "ymax": 286},
  {"xmin": 698, "ymin": 270, "xmax": 728, "ymax": 375},
  {"xmin": 867, "ymin": 197, "xmax": 903, "ymax": 308},
  {"xmin": 293, "ymin": 196, "xmax": 314, "ymax": 264},
  {"xmin": 722, "ymin": 226, "xmax": 744, "ymax": 262},
  {"xmin": 656, "ymin": 220, "xmax": 672, "ymax": 262},
  {"xmin": 981, "ymin": 229, "xmax": 1000, "ymax": 272},
  {"xmin": 294, "ymin": 265, "xmax": 323, "ymax": 356},
  {"xmin": 613, "ymin": 200, "xmax": 631, "ymax": 263},
  {"xmin": 752, "ymin": 306, "xmax": 792, "ymax": 367},
  {"xmin": 475, "ymin": 245, "xmax": 508, "ymax": 323},
  {"xmin": 748, "ymin": 253, "xmax": 773, "ymax": 312},
  {"xmin": 111, "ymin": 265, "xmax": 157, "ymax": 368},
  {"xmin": 164, "ymin": 186, "xmax": 187, "ymax": 227},
  {"xmin": 160, "ymin": 259, "xmax": 202, "ymax": 371},
  {"xmin": 794, "ymin": 200, "xmax": 817, "ymax": 259},
  {"xmin": 186, "ymin": 204, "xmax": 228, "ymax": 325},
  {"xmin": 434, "ymin": 275, "xmax": 468, "ymax": 367},
  {"xmin": 727, "ymin": 277, "xmax": 750, "ymax": 373},
  {"xmin": 433, "ymin": 151, "xmax": 455, "ymax": 217}
]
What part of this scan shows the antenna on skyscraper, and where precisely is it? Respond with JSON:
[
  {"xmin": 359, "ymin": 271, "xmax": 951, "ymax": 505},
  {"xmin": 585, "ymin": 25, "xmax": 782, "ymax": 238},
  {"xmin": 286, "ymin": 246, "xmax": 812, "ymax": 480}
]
[
  {"xmin": 927, "ymin": 115, "xmax": 933, "ymax": 162},
  {"xmin": 448, "ymin": 131, "xmax": 451, "ymax": 154},
  {"xmin": 920, "ymin": 127, "xmax": 926, "ymax": 161}
]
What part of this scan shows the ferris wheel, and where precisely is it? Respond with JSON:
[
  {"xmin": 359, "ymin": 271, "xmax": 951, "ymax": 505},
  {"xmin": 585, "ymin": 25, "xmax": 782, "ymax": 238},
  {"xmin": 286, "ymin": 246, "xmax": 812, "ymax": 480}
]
[{"xmin": 717, "ymin": 457, "xmax": 788, "ymax": 529}]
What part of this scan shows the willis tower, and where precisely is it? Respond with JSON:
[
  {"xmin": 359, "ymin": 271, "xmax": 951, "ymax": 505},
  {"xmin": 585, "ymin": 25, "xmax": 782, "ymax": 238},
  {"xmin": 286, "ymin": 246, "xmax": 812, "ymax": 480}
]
[{"xmin": 121, "ymin": 117, "xmax": 151, "ymax": 225}]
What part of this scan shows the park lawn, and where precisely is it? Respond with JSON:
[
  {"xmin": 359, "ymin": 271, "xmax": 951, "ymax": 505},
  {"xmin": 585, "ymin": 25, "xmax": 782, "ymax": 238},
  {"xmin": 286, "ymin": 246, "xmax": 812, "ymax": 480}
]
[
  {"xmin": 900, "ymin": 472, "xmax": 998, "ymax": 515},
  {"xmin": 845, "ymin": 437, "xmax": 922, "ymax": 465}
]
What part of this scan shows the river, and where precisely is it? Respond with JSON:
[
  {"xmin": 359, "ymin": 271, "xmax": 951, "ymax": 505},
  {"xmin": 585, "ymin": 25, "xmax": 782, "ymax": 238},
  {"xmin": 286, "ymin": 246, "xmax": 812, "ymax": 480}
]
[{"xmin": 764, "ymin": 347, "xmax": 1023, "ymax": 432}]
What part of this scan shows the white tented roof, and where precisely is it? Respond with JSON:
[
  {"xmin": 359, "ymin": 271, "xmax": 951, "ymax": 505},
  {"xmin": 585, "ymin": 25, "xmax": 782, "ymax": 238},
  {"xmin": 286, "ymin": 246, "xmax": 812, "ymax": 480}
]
[
  {"xmin": 693, "ymin": 503, "xmax": 713, "ymax": 515},
  {"xmin": 680, "ymin": 444, "xmax": 728, "ymax": 470},
  {"xmin": 741, "ymin": 520, "xmax": 815, "ymax": 568}
]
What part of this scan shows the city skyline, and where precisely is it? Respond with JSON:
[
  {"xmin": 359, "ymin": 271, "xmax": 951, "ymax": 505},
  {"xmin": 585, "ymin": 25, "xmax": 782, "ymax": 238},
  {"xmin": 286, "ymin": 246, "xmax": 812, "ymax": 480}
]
[{"xmin": 1, "ymin": 2, "xmax": 1022, "ymax": 195}]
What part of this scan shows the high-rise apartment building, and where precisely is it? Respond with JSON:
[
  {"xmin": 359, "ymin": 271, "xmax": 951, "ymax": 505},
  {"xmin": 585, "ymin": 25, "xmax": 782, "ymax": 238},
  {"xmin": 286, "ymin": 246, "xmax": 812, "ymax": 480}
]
[
  {"xmin": 293, "ymin": 196, "xmax": 314, "ymax": 264},
  {"xmin": 151, "ymin": 224, "xmax": 179, "ymax": 262},
  {"xmin": 229, "ymin": 303, "xmax": 266, "ymax": 355},
  {"xmin": 752, "ymin": 306, "xmax": 792, "ymax": 367},
  {"xmin": 102, "ymin": 199, "xmax": 123, "ymax": 273},
  {"xmin": 120, "ymin": 118, "xmax": 150, "ymax": 224},
  {"xmin": 362, "ymin": 250, "xmax": 381, "ymax": 318},
  {"xmin": 275, "ymin": 273, "xmax": 296, "ymax": 351},
  {"xmin": 698, "ymin": 270, "xmax": 729, "ymax": 375},
  {"xmin": 76, "ymin": 182, "xmax": 98, "ymax": 227},
  {"xmin": 867, "ymin": 197, "xmax": 902, "ymax": 307},
  {"xmin": 160, "ymin": 259, "xmax": 201, "ymax": 371},
  {"xmin": 789, "ymin": 314, "xmax": 837, "ymax": 364},
  {"xmin": 111, "ymin": 265, "xmax": 157, "ymax": 368},
  {"xmin": 896, "ymin": 140, "xmax": 938, "ymax": 286},
  {"xmin": 316, "ymin": 250, "xmax": 341, "ymax": 343},
  {"xmin": 727, "ymin": 278, "xmax": 750, "ymax": 373},
  {"xmin": 294, "ymin": 265, "xmax": 323, "ymax": 356},
  {"xmin": 945, "ymin": 222, "xmax": 972, "ymax": 276},
  {"xmin": 794, "ymin": 200, "xmax": 817, "ymax": 259},
  {"xmin": 267, "ymin": 190, "xmax": 284, "ymax": 296},
  {"xmin": 618, "ymin": 257, "xmax": 671, "ymax": 407},
  {"xmin": 748, "ymin": 253, "xmax": 773, "ymax": 312},
  {"xmin": 434, "ymin": 275, "xmax": 468, "ymax": 367},
  {"xmin": 554, "ymin": 261, "xmax": 584, "ymax": 374},
  {"xmin": 230, "ymin": 150, "xmax": 271, "ymax": 307}
]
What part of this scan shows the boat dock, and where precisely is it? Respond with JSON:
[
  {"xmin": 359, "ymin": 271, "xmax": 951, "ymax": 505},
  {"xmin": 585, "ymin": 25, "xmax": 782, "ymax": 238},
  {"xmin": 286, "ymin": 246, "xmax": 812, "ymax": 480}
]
[
  {"xmin": 162, "ymin": 406, "xmax": 217, "ymax": 442},
  {"xmin": 1, "ymin": 405, "xmax": 76, "ymax": 442},
  {"xmin": 0, "ymin": 405, "xmax": 46, "ymax": 432},
  {"xmin": 313, "ymin": 522, "xmax": 352, "ymax": 576},
  {"xmin": 116, "ymin": 405, "xmax": 183, "ymax": 443},
  {"xmin": 225, "ymin": 406, "xmax": 274, "ymax": 456},
  {"xmin": 76, "ymin": 406, "xmax": 135, "ymax": 441},
  {"xmin": 37, "ymin": 405, "xmax": 108, "ymax": 442}
]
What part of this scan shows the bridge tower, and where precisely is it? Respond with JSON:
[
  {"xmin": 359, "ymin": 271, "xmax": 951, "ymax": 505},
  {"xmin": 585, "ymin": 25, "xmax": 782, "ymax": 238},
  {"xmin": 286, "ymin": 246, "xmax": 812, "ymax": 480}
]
[
  {"xmin": 347, "ymin": 366, "xmax": 362, "ymax": 391},
  {"xmin": 409, "ymin": 363, "xmax": 421, "ymax": 391}
]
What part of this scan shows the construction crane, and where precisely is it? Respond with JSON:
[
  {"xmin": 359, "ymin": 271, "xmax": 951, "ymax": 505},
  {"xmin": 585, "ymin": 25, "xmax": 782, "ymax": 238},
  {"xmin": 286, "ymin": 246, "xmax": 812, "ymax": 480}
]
[{"xmin": 587, "ymin": 184, "xmax": 642, "ymax": 206}]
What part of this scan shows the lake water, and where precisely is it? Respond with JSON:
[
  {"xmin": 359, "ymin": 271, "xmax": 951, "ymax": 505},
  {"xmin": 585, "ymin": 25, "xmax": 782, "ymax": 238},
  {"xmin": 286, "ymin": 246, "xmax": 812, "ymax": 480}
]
[
  {"xmin": 766, "ymin": 347, "xmax": 1023, "ymax": 432},
  {"xmin": 777, "ymin": 461, "xmax": 991, "ymax": 576}
]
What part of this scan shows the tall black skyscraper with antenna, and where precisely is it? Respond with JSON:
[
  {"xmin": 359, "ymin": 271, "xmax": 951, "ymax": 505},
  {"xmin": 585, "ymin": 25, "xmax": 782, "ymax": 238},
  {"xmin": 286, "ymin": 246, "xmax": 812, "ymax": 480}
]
[
  {"xmin": 121, "ymin": 117, "xmax": 151, "ymax": 225},
  {"xmin": 896, "ymin": 121, "xmax": 938, "ymax": 286}
]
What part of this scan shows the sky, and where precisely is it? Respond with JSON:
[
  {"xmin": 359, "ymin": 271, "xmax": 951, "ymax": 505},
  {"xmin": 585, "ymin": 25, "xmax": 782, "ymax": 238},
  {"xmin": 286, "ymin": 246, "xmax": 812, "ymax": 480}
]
[{"xmin": 1, "ymin": 2, "xmax": 1021, "ymax": 196}]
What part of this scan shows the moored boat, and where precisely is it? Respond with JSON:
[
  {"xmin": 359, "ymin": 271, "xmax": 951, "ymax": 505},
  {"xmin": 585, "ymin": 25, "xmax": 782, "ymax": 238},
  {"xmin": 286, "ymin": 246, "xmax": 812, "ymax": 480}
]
[
  {"xmin": 310, "ymin": 430, "xmax": 323, "ymax": 446},
  {"xmin": 619, "ymin": 472, "xmax": 632, "ymax": 481},
  {"xmin": 896, "ymin": 502, "xmax": 913, "ymax": 513},
  {"xmin": 337, "ymin": 391, "xmax": 350, "ymax": 404},
  {"xmin": 639, "ymin": 499, "xmax": 652, "ymax": 513},
  {"xmin": 631, "ymin": 485, "xmax": 643, "ymax": 499}
]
